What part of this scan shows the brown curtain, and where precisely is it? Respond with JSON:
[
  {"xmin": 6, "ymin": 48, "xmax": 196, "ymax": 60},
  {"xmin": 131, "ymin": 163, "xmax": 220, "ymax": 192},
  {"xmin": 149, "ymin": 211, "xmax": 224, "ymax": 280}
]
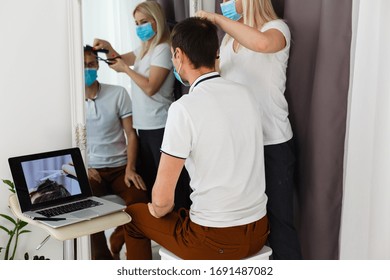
[
  {"xmin": 211, "ymin": 0, "xmax": 352, "ymax": 259},
  {"xmin": 155, "ymin": 0, "xmax": 189, "ymax": 22},
  {"xmin": 283, "ymin": 0, "xmax": 352, "ymax": 259},
  {"xmin": 272, "ymin": 0, "xmax": 285, "ymax": 18}
]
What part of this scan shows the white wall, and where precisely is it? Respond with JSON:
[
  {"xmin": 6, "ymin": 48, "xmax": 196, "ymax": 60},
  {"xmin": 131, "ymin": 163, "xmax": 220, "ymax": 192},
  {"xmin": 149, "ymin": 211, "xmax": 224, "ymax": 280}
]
[{"xmin": 0, "ymin": 0, "xmax": 83, "ymax": 259}]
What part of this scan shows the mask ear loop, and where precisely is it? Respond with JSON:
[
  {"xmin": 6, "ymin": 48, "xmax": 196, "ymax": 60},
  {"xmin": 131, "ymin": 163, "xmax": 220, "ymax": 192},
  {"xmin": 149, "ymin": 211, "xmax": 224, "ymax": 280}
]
[
  {"xmin": 177, "ymin": 61, "xmax": 183, "ymax": 75},
  {"xmin": 172, "ymin": 50, "xmax": 183, "ymax": 74}
]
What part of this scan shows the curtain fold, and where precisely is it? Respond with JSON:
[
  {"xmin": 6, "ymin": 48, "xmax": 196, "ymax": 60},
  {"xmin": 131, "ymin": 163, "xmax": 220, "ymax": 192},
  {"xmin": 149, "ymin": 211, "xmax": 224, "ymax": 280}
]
[
  {"xmin": 283, "ymin": 0, "xmax": 352, "ymax": 259},
  {"xmin": 340, "ymin": 0, "xmax": 390, "ymax": 259},
  {"xmin": 156, "ymin": 0, "xmax": 189, "ymax": 22},
  {"xmin": 272, "ymin": 0, "xmax": 285, "ymax": 18},
  {"xmin": 155, "ymin": 0, "xmax": 174, "ymax": 21}
]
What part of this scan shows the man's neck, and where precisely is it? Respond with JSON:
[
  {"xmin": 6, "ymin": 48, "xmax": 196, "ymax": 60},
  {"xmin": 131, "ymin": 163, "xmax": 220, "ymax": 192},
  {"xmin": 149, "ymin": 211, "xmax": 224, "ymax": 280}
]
[
  {"xmin": 187, "ymin": 67, "xmax": 216, "ymax": 86},
  {"xmin": 85, "ymin": 81, "xmax": 99, "ymax": 100}
]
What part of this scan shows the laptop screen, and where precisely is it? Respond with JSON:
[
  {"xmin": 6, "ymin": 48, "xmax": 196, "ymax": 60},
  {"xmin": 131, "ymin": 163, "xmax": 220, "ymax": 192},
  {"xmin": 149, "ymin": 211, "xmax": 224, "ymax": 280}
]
[
  {"xmin": 9, "ymin": 148, "xmax": 92, "ymax": 212},
  {"xmin": 21, "ymin": 154, "xmax": 82, "ymax": 205}
]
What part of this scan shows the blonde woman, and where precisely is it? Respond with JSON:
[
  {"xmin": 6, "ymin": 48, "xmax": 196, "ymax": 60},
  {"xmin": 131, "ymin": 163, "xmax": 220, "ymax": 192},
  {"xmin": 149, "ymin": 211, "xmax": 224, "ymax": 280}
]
[
  {"xmin": 93, "ymin": 1, "xmax": 191, "ymax": 258},
  {"xmin": 197, "ymin": 0, "xmax": 302, "ymax": 260},
  {"xmin": 94, "ymin": 1, "xmax": 172, "ymax": 194}
]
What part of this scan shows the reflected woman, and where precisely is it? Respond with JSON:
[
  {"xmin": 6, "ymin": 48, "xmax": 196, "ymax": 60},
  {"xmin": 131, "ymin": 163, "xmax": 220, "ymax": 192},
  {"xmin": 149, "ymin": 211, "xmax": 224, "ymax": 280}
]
[
  {"xmin": 197, "ymin": 0, "xmax": 302, "ymax": 260},
  {"xmin": 93, "ymin": 0, "xmax": 191, "ymax": 258},
  {"xmin": 94, "ymin": 1, "xmax": 173, "ymax": 197}
]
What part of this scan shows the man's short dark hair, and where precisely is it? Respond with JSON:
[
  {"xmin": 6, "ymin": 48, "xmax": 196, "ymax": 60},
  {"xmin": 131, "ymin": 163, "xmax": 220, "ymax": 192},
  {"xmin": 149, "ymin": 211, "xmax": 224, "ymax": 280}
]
[
  {"xmin": 171, "ymin": 17, "xmax": 219, "ymax": 69},
  {"xmin": 83, "ymin": 45, "xmax": 98, "ymax": 61}
]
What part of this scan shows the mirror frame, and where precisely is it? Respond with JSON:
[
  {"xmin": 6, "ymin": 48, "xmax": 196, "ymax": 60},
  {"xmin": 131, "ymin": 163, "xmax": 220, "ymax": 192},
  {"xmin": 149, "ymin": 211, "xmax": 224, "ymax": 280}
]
[
  {"xmin": 67, "ymin": 0, "xmax": 90, "ymax": 260},
  {"xmin": 68, "ymin": 0, "xmax": 86, "ymax": 156}
]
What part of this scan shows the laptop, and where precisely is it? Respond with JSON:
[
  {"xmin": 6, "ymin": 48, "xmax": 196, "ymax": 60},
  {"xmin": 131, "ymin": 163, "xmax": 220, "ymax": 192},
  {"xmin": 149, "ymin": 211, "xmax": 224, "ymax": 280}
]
[{"xmin": 8, "ymin": 147, "xmax": 126, "ymax": 228}]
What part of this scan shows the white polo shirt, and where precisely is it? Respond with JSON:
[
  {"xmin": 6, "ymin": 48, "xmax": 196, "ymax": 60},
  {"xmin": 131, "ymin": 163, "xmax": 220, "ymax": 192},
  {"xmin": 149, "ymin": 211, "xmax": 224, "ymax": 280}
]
[
  {"xmin": 132, "ymin": 43, "xmax": 174, "ymax": 129},
  {"xmin": 220, "ymin": 19, "xmax": 293, "ymax": 145},
  {"xmin": 161, "ymin": 72, "xmax": 267, "ymax": 228},
  {"xmin": 86, "ymin": 83, "xmax": 132, "ymax": 168}
]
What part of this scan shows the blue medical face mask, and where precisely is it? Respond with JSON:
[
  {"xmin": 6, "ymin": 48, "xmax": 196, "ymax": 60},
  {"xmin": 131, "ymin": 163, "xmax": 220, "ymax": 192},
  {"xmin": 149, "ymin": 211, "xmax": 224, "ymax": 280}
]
[
  {"xmin": 173, "ymin": 67, "xmax": 190, "ymax": 87},
  {"xmin": 220, "ymin": 0, "xmax": 242, "ymax": 21},
  {"xmin": 136, "ymin": 22, "xmax": 156, "ymax": 42},
  {"xmin": 84, "ymin": 68, "xmax": 97, "ymax": 87},
  {"xmin": 172, "ymin": 52, "xmax": 190, "ymax": 87}
]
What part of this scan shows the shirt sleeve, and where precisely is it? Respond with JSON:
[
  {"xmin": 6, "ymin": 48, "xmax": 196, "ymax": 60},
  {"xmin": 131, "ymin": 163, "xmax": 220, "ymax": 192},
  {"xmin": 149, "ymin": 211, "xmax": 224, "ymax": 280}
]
[
  {"xmin": 160, "ymin": 101, "xmax": 193, "ymax": 159},
  {"xmin": 117, "ymin": 87, "xmax": 132, "ymax": 119},
  {"xmin": 262, "ymin": 19, "xmax": 291, "ymax": 49},
  {"xmin": 150, "ymin": 43, "xmax": 172, "ymax": 70}
]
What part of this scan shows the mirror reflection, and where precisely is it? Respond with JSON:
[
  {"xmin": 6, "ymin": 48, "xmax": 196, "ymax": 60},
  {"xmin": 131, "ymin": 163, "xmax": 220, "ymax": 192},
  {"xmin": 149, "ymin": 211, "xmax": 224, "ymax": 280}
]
[{"xmin": 81, "ymin": 0, "xmax": 191, "ymax": 260}]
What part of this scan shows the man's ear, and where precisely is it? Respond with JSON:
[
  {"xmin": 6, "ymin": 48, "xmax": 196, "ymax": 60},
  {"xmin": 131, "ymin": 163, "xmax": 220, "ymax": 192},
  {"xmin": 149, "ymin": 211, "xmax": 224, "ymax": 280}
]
[
  {"xmin": 174, "ymin": 47, "xmax": 184, "ymax": 62},
  {"xmin": 173, "ymin": 47, "xmax": 190, "ymax": 67}
]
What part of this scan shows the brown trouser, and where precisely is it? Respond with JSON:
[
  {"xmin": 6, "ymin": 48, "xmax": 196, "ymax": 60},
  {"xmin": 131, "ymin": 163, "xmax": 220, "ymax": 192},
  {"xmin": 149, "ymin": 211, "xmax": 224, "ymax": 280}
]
[
  {"xmin": 124, "ymin": 203, "xmax": 269, "ymax": 260},
  {"xmin": 89, "ymin": 165, "xmax": 149, "ymax": 259}
]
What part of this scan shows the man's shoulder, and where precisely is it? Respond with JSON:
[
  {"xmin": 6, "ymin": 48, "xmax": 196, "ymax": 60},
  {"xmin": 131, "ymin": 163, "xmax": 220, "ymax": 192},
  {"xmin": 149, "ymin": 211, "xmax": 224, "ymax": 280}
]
[
  {"xmin": 188, "ymin": 77, "xmax": 252, "ymax": 100},
  {"xmin": 100, "ymin": 83, "xmax": 127, "ymax": 91},
  {"xmin": 99, "ymin": 83, "xmax": 131, "ymax": 108},
  {"xmin": 216, "ymin": 77, "xmax": 252, "ymax": 93},
  {"xmin": 100, "ymin": 83, "xmax": 128, "ymax": 95}
]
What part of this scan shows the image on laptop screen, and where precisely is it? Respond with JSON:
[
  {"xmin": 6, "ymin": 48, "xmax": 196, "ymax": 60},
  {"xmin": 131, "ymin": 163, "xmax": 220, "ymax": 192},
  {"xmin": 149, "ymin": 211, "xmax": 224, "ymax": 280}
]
[{"xmin": 21, "ymin": 154, "xmax": 82, "ymax": 205}]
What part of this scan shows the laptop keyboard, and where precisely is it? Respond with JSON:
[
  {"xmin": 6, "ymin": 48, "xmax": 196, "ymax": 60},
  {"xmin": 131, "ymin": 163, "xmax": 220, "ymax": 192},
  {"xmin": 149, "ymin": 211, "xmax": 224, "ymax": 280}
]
[{"xmin": 37, "ymin": 199, "xmax": 102, "ymax": 217}]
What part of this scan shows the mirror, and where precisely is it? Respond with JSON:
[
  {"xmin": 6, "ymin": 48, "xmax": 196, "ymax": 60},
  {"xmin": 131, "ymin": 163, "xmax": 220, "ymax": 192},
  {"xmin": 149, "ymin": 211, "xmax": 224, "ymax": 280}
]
[
  {"xmin": 79, "ymin": 0, "xmax": 185, "ymax": 260},
  {"xmin": 81, "ymin": 0, "xmax": 217, "ymax": 96},
  {"xmin": 72, "ymin": 0, "xmax": 216, "ymax": 259},
  {"xmin": 81, "ymin": 0, "xmax": 143, "ymax": 93}
]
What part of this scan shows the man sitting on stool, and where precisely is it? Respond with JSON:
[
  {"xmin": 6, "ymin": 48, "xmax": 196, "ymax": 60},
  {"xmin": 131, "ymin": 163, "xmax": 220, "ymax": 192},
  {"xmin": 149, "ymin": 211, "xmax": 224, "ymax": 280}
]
[{"xmin": 123, "ymin": 17, "xmax": 269, "ymax": 260}]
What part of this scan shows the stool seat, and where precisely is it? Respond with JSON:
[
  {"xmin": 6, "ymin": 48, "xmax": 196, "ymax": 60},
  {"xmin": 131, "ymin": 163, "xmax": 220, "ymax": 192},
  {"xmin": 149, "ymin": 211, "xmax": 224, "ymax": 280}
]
[{"xmin": 159, "ymin": 245, "xmax": 272, "ymax": 260}]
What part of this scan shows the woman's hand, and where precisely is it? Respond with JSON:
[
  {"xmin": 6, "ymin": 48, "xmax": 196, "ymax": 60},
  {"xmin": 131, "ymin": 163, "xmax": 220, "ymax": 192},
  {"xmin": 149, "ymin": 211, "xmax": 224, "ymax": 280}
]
[
  {"xmin": 93, "ymin": 38, "xmax": 111, "ymax": 51},
  {"xmin": 196, "ymin": 10, "xmax": 217, "ymax": 24},
  {"xmin": 93, "ymin": 38, "xmax": 119, "ymax": 58},
  {"xmin": 109, "ymin": 58, "xmax": 129, "ymax": 73}
]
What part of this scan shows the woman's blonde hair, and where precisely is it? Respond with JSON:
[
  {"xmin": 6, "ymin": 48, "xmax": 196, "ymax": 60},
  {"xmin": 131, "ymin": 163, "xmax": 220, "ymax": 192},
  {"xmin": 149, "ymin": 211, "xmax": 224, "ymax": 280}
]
[
  {"xmin": 243, "ymin": 0, "xmax": 279, "ymax": 28},
  {"xmin": 133, "ymin": 1, "xmax": 170, "ymax": 58},
  {"xmin": 222, "ymin": 0, "xmax": 279, "ymax": 47}
]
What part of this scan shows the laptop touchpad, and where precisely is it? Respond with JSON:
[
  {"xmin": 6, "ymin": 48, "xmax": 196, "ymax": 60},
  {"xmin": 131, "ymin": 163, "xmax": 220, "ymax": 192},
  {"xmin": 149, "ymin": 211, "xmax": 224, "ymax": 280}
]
[{"xmin": 71, "ymin": 209, "xmax": 99, "ymax": 219}]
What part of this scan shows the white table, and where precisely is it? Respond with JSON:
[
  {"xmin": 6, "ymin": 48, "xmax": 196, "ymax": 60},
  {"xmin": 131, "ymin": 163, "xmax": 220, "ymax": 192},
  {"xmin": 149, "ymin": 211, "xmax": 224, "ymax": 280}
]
[{"xmin": 9, "ymin": 194, "xmax": 131, "ymax": 259}]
